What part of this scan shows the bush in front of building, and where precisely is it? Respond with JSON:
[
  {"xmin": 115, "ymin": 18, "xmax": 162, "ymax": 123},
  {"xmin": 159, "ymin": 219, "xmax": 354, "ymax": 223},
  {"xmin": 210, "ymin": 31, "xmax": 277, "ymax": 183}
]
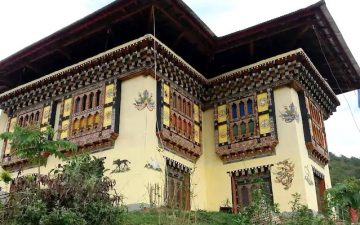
[{"xmin": 0, "ymin": 155, "xmax": 126, "ymax": 225}]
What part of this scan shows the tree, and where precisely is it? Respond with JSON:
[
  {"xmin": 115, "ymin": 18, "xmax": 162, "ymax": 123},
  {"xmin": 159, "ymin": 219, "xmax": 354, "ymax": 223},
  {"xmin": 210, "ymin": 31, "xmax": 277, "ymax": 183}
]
[
  {"xmin": 0, "ymin": 155, "xmax": 125, "ymax": 225},
  {"xmin": 0, "ymin": 125, "xmax": 77, "ymax": 175},
  {"xmin": 326, "ymin": 177, "xmax": 360, "ymax": 223}
]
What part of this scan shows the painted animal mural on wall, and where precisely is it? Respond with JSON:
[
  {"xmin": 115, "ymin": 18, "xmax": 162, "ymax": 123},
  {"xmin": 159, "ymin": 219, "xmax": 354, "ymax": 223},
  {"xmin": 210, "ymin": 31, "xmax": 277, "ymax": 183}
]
[
  {"xmin": 111, "ymin": 159, "xmax": 131, "ymax": 173},
  {"xmin": 134, "ymin": 90, "xmax": 155, "ymax": 111},
  {"xmin": 145, "ymin": 158, "xmax": 162, "ymax": 172},
  {"xmin": 274, "ymin": 159, "xmax": 295, "ymax": 190},
  {"xmin": 279, "ymin": 103, "xmax": 299, "ymax": 123}
]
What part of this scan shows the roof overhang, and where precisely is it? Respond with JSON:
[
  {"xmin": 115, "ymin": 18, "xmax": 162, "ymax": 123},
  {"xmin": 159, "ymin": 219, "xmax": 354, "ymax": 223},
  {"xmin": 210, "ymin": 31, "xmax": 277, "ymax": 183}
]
[{"xmin": 0, "ymin": 0, "xmax": 358, "ymax": 95}]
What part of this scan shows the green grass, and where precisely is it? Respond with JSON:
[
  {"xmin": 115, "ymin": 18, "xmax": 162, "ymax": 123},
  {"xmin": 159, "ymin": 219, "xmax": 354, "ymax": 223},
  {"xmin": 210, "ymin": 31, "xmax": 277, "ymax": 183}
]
[{"xmin": 123, "ymin": 208, "xmax": 238, "ymax": 225}]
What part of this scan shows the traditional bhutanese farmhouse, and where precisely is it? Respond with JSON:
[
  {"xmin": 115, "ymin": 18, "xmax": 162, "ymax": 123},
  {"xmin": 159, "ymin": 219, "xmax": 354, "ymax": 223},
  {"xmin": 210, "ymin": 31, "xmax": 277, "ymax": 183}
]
[{"xmin": 0, "ymin": 0, "xmax": 359, "ymax": 212}]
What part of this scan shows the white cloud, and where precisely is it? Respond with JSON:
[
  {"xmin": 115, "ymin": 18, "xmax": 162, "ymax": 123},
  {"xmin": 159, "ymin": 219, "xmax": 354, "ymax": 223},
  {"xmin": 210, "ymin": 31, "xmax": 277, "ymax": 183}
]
[{"xmin": 0, "ymin": 0, "xmax": 114, "ymax": 60}]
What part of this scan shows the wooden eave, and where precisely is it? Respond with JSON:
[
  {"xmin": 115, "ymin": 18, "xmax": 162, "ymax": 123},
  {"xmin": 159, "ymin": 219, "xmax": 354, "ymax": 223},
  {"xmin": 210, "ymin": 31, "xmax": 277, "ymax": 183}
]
[{"xmin": 0, "ymin": 0, "xmax": 358, "ymax": 95}]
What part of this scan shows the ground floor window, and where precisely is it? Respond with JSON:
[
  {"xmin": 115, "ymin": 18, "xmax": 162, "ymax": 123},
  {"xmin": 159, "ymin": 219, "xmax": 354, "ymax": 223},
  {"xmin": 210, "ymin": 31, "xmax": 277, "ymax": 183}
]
[
  {"xmin": 165, "ymin": 159, "xmax": 191, "ymax": 210},
  {"xmin": 313, "ymin": 168, "xmax": 326, "ymax": 212},
  {"xmin": 230, "ymin": 165, "xmax": 273, "ymax": 212}
]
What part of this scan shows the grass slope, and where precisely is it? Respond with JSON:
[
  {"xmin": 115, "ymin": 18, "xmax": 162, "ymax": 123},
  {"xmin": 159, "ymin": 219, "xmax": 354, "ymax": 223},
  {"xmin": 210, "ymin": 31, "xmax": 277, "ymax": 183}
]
[{"xmin": 124, "ymin": 209, "xmax": 238, "ymax": 225}]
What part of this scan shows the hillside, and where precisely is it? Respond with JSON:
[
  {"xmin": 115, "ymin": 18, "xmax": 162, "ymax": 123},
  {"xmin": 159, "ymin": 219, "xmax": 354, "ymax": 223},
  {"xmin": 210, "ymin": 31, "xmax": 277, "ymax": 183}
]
[{"xmin": 329, "ymin": 152, "xmax": 360, "ymax": 185}]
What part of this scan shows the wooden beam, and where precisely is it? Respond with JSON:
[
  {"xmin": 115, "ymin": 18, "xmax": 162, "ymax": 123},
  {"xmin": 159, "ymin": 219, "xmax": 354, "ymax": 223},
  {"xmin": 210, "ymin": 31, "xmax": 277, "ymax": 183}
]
[
  {"xmin": 56, "ymin": 48, "xmax": 72, "ymax": 62},
  {"xmin": 25, "ymin": 64, "xmax": 42, "ymax": 74}
]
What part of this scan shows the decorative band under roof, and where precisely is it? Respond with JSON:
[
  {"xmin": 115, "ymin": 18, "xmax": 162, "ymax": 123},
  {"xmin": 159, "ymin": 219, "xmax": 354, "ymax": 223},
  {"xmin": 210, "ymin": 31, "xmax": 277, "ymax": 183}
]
[
  {"xmin": 312, "ymin": 166, "xmax": 324, "ymax": 179},
  {"xmin": 165, "ymin": 157, "xmax": 191, "ymax": 173},
  {"xmin": 227, "ymin": 164, "xmax": 273, "ymax": 177}
]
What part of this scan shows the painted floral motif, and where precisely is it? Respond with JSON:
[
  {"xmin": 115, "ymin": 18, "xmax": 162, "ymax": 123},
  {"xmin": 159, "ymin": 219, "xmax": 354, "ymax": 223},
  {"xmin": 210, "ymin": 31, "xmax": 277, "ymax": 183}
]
[
  {"xmin": 260, "ymin": 119, "xmax": 270, "ymax": 129},
  {"xmin": 145, "ymin": 158, "xmax": 162, "ymax": 172},
  {"xmin": 111, "ymin": 159, "xmax": 131, "ymax": 173},
  {"xmin": 279, "ymin": 103, "xmax": 299, "ymax": 123},
  {"xmin": 274, "ymin": 159, "xmax": 295, "ymax": 190},
  {"xmin": 259, "ymin": 97, "xmax": 267, "ymax": 107},
  {"xmin": 134, "ymin": 90, "xmax": 155, "ymax": 111}
]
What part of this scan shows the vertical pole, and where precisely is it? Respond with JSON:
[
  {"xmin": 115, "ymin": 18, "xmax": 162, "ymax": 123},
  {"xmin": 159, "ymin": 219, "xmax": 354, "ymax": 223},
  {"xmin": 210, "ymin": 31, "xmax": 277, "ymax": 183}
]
[{"xmin": 231, "ymin": 174, "xmax": 238, "ymax": 213}]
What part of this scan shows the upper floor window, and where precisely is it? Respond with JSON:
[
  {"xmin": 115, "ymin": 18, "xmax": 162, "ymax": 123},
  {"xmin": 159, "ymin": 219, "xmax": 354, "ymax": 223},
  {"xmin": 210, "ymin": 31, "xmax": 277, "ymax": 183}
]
[
  {"xmin": 230, "ymin": 96, "xmax": 256, "ymax": 140},
  {"xmin": 232, "ymin": 103, "xmax": 237, "ymax": 119}
]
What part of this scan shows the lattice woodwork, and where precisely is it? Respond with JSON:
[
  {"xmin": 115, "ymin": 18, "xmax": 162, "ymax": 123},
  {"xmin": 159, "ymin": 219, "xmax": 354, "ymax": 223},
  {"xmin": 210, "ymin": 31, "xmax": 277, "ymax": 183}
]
[
  {"xmin": 215, "ymin": 90, "xmax": 278, "ymax": 163},
  {"xmin": 304, "ymin": 96, "xmax": 329, "ymax": 166},
  {"xmin": 158, "ymin": 82, "xmax": 202, "ymax": 161}
]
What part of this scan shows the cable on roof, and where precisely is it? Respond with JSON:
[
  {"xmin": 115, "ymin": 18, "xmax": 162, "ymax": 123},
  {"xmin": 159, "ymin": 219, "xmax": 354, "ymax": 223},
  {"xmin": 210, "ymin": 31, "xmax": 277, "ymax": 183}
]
[{"xmin": 312, "ymin": 25, "xmax": 360, "ymax": 134}]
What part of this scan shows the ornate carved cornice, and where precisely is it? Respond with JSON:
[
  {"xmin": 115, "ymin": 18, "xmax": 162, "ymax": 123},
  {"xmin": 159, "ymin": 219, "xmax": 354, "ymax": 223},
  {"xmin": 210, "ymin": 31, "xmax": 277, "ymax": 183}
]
[{"xmin": 0, "ymin": 35, "xmax": 338, "ymax": 119}]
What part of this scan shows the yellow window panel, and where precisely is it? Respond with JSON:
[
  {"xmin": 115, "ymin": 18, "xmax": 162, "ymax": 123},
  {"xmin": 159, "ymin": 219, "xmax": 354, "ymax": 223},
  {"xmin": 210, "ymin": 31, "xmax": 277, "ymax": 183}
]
[
  {"xmin": 163, "ymin": 105, "xmax": 170, "ymax": 127},
  {"xmin": 42, "ymin": 106, "xmax": 51, "ymax": 125},
  {"xmin": 257, "ymin": 92, "xmax": 268, "ymax": 113},
  {"xmin": 194, "ymin": 125, "xmax": 200, "ymax": 144},
  {"xmin": 217, "ymin": 105, "xmax": 227, "ymax": 123},
  {"xmin": 193, "ymin": 104, "xmax": 200, "ymax": 122},
  {"xmin": 9, "ymin": 117, "xmax": 17, "ymax": 132},
  {"xmin": 63, "ymin": 98, "xmax": 72, "ymax": 117},
  {"xmin": 259, "ymin": 114, "xmax": 271, "ymax": 134},
  {"xmin": 218, "ymin": 124, "xmax": 228, "ymax": 144},
  {"xmin": 103, "ymin": 106, "xmax": 113, "ymax": 127},
  {"xmin": 163, "ymin": 83, "xmax": 170, "ymax": 104},
  {"xmin": 105, "ymin": 83, "xmax": 115, "ymax": 104},
  {"xmin": 60, "ymin": 120, "xmax": 70, "ymax": 139}
]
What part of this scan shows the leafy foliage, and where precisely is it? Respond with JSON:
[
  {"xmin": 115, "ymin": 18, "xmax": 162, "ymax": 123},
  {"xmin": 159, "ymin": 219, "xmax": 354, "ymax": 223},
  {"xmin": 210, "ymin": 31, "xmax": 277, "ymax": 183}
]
[
  {"xmin": 236, "ymin": 184, "xmax": 279, "ymax": 225},
  {"xmin": 0, "ymin": 155, "xmax": 125, "ymax": 225},
  {"xmin": 281, "ymin": 193, "xmax": 334, "ymax": 225},
  {"xmin": 0, "ymin": 125, "xmax": 77, "ymax": 169},
  {"xmin": 0, "ymin": 170, "xmax": 12, "ymax": 184}
]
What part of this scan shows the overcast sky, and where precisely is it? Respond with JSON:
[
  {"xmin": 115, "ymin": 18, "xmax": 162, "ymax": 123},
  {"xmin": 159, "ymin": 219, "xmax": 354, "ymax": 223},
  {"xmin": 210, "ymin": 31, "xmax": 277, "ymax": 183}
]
[{"xmin": 0, "ymin": 0, "xmax": 359, "ymax": 157}]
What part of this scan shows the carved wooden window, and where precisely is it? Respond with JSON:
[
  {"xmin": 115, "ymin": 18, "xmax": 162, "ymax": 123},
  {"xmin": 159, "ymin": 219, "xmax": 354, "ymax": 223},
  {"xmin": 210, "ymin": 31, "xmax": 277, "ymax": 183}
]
[
  {"xmin": 299, "ymin": 92, "xmax": 329, "ymax": 165},
  {"xmin": 58, "ymin": 81, "xmax": 120, "ymax": 150},
  {"xmin": 231, "ymin": 167, "xmax": 273, "ymax": 212},
  {"xmin": 95, "ymin": 90, "xmax": 101, "ymax": 107},
  {"xmin": 232, "ymin": 103, "xmax": 237, "ymax": 119},
  {"xmin": 160, "ymin": 82, "xmax": 202, "ymax": 160},
  {"xmin": 17, "ymin": 108, "xmax": 43, "ymax": 128},
  {"xmin": 215, "ymin": 90, "xmax": 277, "ymax": 162},
  {"xmin": 2, "ymin": 104, "xmax": 52, "ymax": 167},
  {"xmin": 307, "ymin": 98, "xmax": 326, "ymax": 149},
  {"xmin": 239, "ymin": 102, "xmax": 245, "ymax": 117},
  {"xmin": 75, "ymin": 97, "xmax": 80, "ymax": 113},
  {"xmin": 229, "ymin": 95, "xmax": 256, "ymax": 140}
]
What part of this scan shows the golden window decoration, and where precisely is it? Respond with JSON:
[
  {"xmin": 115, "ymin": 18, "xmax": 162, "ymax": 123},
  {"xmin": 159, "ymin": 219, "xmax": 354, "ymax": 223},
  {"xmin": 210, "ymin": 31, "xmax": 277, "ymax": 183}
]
[
  {"xmin": 218, "ymin": 124, "xmax": 228, "ymax": 144},
  {"xmin": 257, "ymin": 92, "xmax": 269, "ymax": 113},
  {"xmin": 42, "ymin": 106, "xmax": 51, "ymax": 125},
  {"xmin": 80, "ymin": 117, "xmax": 86, "ymax": 129},
  {"xmin": 105, "ymin": 83, "xmax": 114, "ymax": 104},
  {"xmin": 103, "ymin": 106, "xmax": 113, "ymax": 127},
  {"xmin": 214, "ymin": 90, "xmax": 277, "ymax": 162},
  {"xmin": 217, "ymin": 105, "xmax": 227, "ymax": 123},
  {"xmin": 94, "ymin": 112, "xmax": 100, "ymax": 125},
  {"xmin": 60, "ymin": 120, "xmax": 70, "ymax": 139},
  {"xmin": 193, "ymin": 104, "xmax": 199, "ymax": 122},
  {"xmin": 63, "ymin": 98, "xmax": 73, "ymax": 117},
  {"xmin": 163, "ymin": 105, "xmax": 170, "ymax": 127},
  {"xmin": 87, "ymin": 114, "xmax": 94, "ymax": 127},
  {"xmin": 259, "ymin": 114, "xmax": 271, "ymax": 135},
  {"xmin": 73, "ymin": 119, "xmax": 80, "ymax": 130},
  {"xmin": 163, "ymin": 83, "xmax": 170, "ymax": 104},
  {"xmin": 160, "ymin": 82, "xmax": 202, "ymax": 160}
]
